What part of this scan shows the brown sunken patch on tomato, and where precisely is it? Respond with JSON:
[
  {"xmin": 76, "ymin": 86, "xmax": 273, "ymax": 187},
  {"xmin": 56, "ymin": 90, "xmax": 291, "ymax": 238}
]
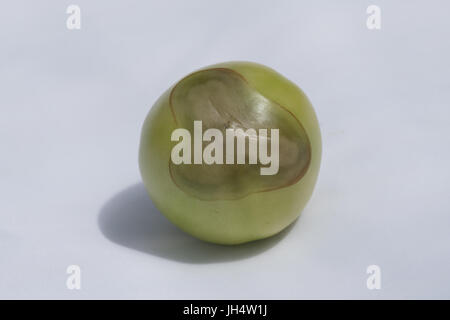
[{"xmin": 168, "ymin": 68, "xmax": 311, "ymax": 201}]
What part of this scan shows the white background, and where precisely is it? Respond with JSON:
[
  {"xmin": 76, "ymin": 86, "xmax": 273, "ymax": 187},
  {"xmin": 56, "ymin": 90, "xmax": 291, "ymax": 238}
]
[{"xmin": 1, "ymin": 0, "xmax": 450, "ymax": 299}]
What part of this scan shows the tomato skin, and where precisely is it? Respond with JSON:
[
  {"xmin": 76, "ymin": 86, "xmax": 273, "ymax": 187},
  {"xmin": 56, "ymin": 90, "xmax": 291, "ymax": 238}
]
[{"xmin": 139, "ymin": 61, "xmax": 322, "ymax": 245}]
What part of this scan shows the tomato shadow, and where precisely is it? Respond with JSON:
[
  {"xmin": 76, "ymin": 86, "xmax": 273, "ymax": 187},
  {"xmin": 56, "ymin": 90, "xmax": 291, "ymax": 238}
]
[{"xmin": 98, "ymin": 183, "xmax": 296, "ymax": 264}]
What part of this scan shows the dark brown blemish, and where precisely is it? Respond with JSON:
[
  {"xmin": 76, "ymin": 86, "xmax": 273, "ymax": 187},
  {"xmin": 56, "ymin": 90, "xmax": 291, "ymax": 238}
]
[{"xmin": 167, "ymin": 68, "xmax": 312, "ymax": 201}]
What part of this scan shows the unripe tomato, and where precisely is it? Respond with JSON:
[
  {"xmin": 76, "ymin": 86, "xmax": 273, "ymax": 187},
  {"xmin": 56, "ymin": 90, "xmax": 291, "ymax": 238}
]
[{"xmin": 139, "ymin": 61, "xmax": 321, "ymax": 245}]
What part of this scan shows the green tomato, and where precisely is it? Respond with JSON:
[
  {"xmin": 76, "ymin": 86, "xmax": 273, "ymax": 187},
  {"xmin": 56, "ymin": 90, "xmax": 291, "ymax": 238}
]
[{"xmin": 139, "ymin": 61, "xmax": 321, "ymax": 245}]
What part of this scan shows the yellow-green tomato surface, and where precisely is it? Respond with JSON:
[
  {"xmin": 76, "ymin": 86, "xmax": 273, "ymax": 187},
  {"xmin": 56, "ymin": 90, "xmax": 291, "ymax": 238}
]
[{"xmin": 139, "ymin": 61, "xmax": 321, "ymax": 245}]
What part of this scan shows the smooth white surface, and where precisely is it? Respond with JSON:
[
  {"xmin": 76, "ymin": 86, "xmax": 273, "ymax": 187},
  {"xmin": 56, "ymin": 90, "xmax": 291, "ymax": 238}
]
[{"xmin": 1, "ymin": 0, "xmax": 450, "ymax": 299}]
